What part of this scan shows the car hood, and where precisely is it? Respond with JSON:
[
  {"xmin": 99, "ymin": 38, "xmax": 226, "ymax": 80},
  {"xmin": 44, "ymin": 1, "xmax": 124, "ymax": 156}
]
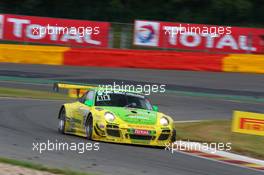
[{"xmin": 101, "ymin": 106, "xmax": 157, "ymax": 125}]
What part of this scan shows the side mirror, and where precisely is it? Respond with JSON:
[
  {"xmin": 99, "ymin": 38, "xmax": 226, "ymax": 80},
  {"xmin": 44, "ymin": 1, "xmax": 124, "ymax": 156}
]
[
  {"xmin": 84, "ymin": 100, "xmax": 93, "ymax": 107},
  {"xmin": 152, "ymin": 105, "xmax": 159, "ymax": 112}
]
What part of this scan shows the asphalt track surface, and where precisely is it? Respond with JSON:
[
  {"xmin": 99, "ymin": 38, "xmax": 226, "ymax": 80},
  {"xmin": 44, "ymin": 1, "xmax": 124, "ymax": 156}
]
[
  {"xmin": 0, "ymin": 63, "xmax": 264, "ymax": 175},
  {"xmin": 1, "ymin": 63, "xmax": 264, "ymax": 95}
]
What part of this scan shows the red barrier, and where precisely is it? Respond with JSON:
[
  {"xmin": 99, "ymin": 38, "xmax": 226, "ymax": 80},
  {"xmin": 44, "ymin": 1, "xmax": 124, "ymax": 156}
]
[{"xmin": 64, "ymin": 48, "xmax": 225, "ymax": 71}]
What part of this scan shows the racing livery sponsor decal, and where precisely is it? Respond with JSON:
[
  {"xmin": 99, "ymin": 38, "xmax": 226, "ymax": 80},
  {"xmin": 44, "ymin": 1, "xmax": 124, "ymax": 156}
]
[
  {"xmin": 127, "ymin": 115, "xmax": 149, "ymax": 120},
  {"xmin": 133, "ymin": 20, "xmax": 160, "ymax": 46},
  {"xmin": 127, "ymin": 124, "xmax": 155, "ymax": 129},
  {"xmin": 232, "ymin": 111, "xmax": 264, "ymax": 136},
  {"xmin": 134, "ymin": 129, "xmax": 149, "ymax": 135},
  {"xmin": 0, "ymin": 14, "xmax": 110, "ymax": 47}
]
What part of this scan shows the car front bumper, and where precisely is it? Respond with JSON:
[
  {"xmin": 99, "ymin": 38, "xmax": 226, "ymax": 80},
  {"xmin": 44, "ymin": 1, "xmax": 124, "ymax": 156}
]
[{"xmin": 92, "ymin": 122, "xmax": 175, "ymax": 146}]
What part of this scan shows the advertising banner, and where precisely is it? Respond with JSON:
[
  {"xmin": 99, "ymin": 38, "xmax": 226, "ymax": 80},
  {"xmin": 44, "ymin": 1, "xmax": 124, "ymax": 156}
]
[
  {"xmin": 134, "ymin": 20, "xmax": 264, "ymax": 53},
  {"xmin": 0, "ymin": 15, "xmax": 3, "ymax": 39},
  {"xmin": 232, "ymin": 111, "xmax": 264, "ymax": 136},
  {"xmin": 0, "ymin": 14, "xmax": 110, "ymax": 47}
]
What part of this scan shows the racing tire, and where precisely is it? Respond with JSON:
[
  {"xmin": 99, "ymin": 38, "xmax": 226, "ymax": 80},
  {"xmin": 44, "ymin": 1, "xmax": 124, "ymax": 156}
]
[
  {"xmin": 171, "ymin": 129, "xmax": 176, "ymax": 143},
  {"xmin": 85, "ymin": 115, "xmax": 93, "ymax": 140},
  {"xmin": 58, "ymin": 107, "xmax": 66, "ymax": 134}
]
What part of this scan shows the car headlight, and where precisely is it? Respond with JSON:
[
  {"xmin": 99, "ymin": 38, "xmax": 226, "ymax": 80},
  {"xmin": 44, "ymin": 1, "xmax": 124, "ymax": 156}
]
[
  {"xmin": 104, "ymin": 112, "xmax": 115, "ymax": 122},
  {"xmin": 160, "ymin": 117, "xmax": 169, "ymax": 126}
]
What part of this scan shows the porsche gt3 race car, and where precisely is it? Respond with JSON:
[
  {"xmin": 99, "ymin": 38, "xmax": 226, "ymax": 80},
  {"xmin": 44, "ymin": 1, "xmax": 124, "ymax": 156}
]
[{"xmin": 55, "ymin": 83, "xmax": 176, "ymax": 147}]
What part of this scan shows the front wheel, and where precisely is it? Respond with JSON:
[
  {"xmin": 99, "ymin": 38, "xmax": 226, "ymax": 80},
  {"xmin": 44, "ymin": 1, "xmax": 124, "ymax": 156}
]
[
  {"xmin": 85, "ymin": 115, "xmax": 93, "ymax": 140},
  {"xmin": 58, "ymin": 108, "xmax": 66, "ymax": 134},
  {"xmin": 171, "ymin": 129, "xmax": 176, "ymax": 143}
]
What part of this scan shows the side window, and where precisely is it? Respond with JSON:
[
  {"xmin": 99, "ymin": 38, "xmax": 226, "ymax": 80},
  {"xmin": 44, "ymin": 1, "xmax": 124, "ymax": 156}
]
[
  {"xmin": 86, "ymin": 91, "xmax": 95, "ymax": 101},
  {"xmin": 79, "ymin": 91, "xmax": 88, "ymax": 103},
  {"xmin": 79, "ymin": 90, "xmax": 95, "ymax": 104}
]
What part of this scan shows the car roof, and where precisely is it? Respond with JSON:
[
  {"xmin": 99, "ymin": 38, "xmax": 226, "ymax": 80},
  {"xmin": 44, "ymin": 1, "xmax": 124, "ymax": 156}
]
[{"xmin": 93, "ymin": 87, "xmax": 145, "ymax": 96}]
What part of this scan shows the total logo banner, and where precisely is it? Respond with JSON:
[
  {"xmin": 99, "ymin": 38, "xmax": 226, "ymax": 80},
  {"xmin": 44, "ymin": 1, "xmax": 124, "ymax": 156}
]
[
  {"xmin": 0, "ymin": 14, "xmax": 110, "ymax": 47},
  {"xmin": 0, "ymin": 15, "xmax": 3, "ymax": 39},
  {"xmin": 133, "ymin": 20, "xmax": 264, "ymax": 53},
  {"xmin": 133, "ymin": 20, "xmax": 160, "ymax": 47}
]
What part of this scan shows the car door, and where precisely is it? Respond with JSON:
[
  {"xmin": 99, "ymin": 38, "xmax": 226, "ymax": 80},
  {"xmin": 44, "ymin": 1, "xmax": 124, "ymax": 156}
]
[{"xmin": 73, "ymin": 90, "xmax": 95, "ymax": 134}]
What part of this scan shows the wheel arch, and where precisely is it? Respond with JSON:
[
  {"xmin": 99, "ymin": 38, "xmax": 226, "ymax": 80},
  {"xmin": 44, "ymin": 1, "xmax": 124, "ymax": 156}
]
[
  {"xmin": 58, "ymin": 104, "xmax": 71, "ymax": 119},
  {"xmin": 84, "ymin": 112, "xmax": 93, "ymax": 127}
]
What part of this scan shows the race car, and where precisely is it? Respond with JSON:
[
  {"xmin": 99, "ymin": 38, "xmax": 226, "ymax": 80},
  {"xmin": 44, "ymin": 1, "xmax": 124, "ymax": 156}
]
[{"xmin": 55, "ymin": 83, "xmax": 176, "ymax": 147}]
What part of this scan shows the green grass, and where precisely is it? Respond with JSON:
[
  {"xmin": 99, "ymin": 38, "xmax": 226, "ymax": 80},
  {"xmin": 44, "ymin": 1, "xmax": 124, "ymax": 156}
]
[
  {"xmin": 174, "ymin": 120, "xmax": 264, "ymax": 159},
  {"xmin": 0, "ymin": 157, "xmax": 96, "ymax": 175},
  {"xmin": 0, "ymin": 87, "xmax": 71, "ymax": 100}
]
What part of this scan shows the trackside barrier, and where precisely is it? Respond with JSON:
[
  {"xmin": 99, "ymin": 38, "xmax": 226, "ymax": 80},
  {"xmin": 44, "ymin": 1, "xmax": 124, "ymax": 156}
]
[
  {"xmin": 64, "ymin": 48, "xmax": 224, "ymax": 71},
  {"xmin": 0, "ymin": 44, "xmax": 264, "ymax": 74},
  {"xmin": 0, "ymin": 44, "xmax": 69, "ymax": 65},
  {"xmin": 223, "ymin": 54, "xmax": 264, "ymax": 74}
]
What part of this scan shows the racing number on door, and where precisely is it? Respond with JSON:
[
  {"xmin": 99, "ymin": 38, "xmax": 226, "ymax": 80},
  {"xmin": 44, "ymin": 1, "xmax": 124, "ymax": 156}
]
[{"xmin": 97, "ymin": 94, "xmax": 110, "ymax": 101}]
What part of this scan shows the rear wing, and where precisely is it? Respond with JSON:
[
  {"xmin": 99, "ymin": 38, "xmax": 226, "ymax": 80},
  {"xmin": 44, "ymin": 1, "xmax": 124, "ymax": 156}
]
[
  {"xmin": 53, "ymin": 82, "xmax": 146, "ymax": 98},
  {"xmin": 53, "ymin": 83, "xmax": 97, "ymax": 98}
]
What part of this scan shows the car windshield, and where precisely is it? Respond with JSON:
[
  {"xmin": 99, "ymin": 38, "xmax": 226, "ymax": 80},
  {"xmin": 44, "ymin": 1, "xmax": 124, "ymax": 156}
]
[{"xmin": 95, "ymin": 92, "xmax": 153, "ymax": 110}]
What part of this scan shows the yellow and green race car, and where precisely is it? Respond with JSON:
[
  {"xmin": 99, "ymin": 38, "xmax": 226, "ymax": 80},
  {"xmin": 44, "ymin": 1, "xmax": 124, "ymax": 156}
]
[{"xmin": 56, "ymin": 83, "xmax": 176, "ymax": 147}]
